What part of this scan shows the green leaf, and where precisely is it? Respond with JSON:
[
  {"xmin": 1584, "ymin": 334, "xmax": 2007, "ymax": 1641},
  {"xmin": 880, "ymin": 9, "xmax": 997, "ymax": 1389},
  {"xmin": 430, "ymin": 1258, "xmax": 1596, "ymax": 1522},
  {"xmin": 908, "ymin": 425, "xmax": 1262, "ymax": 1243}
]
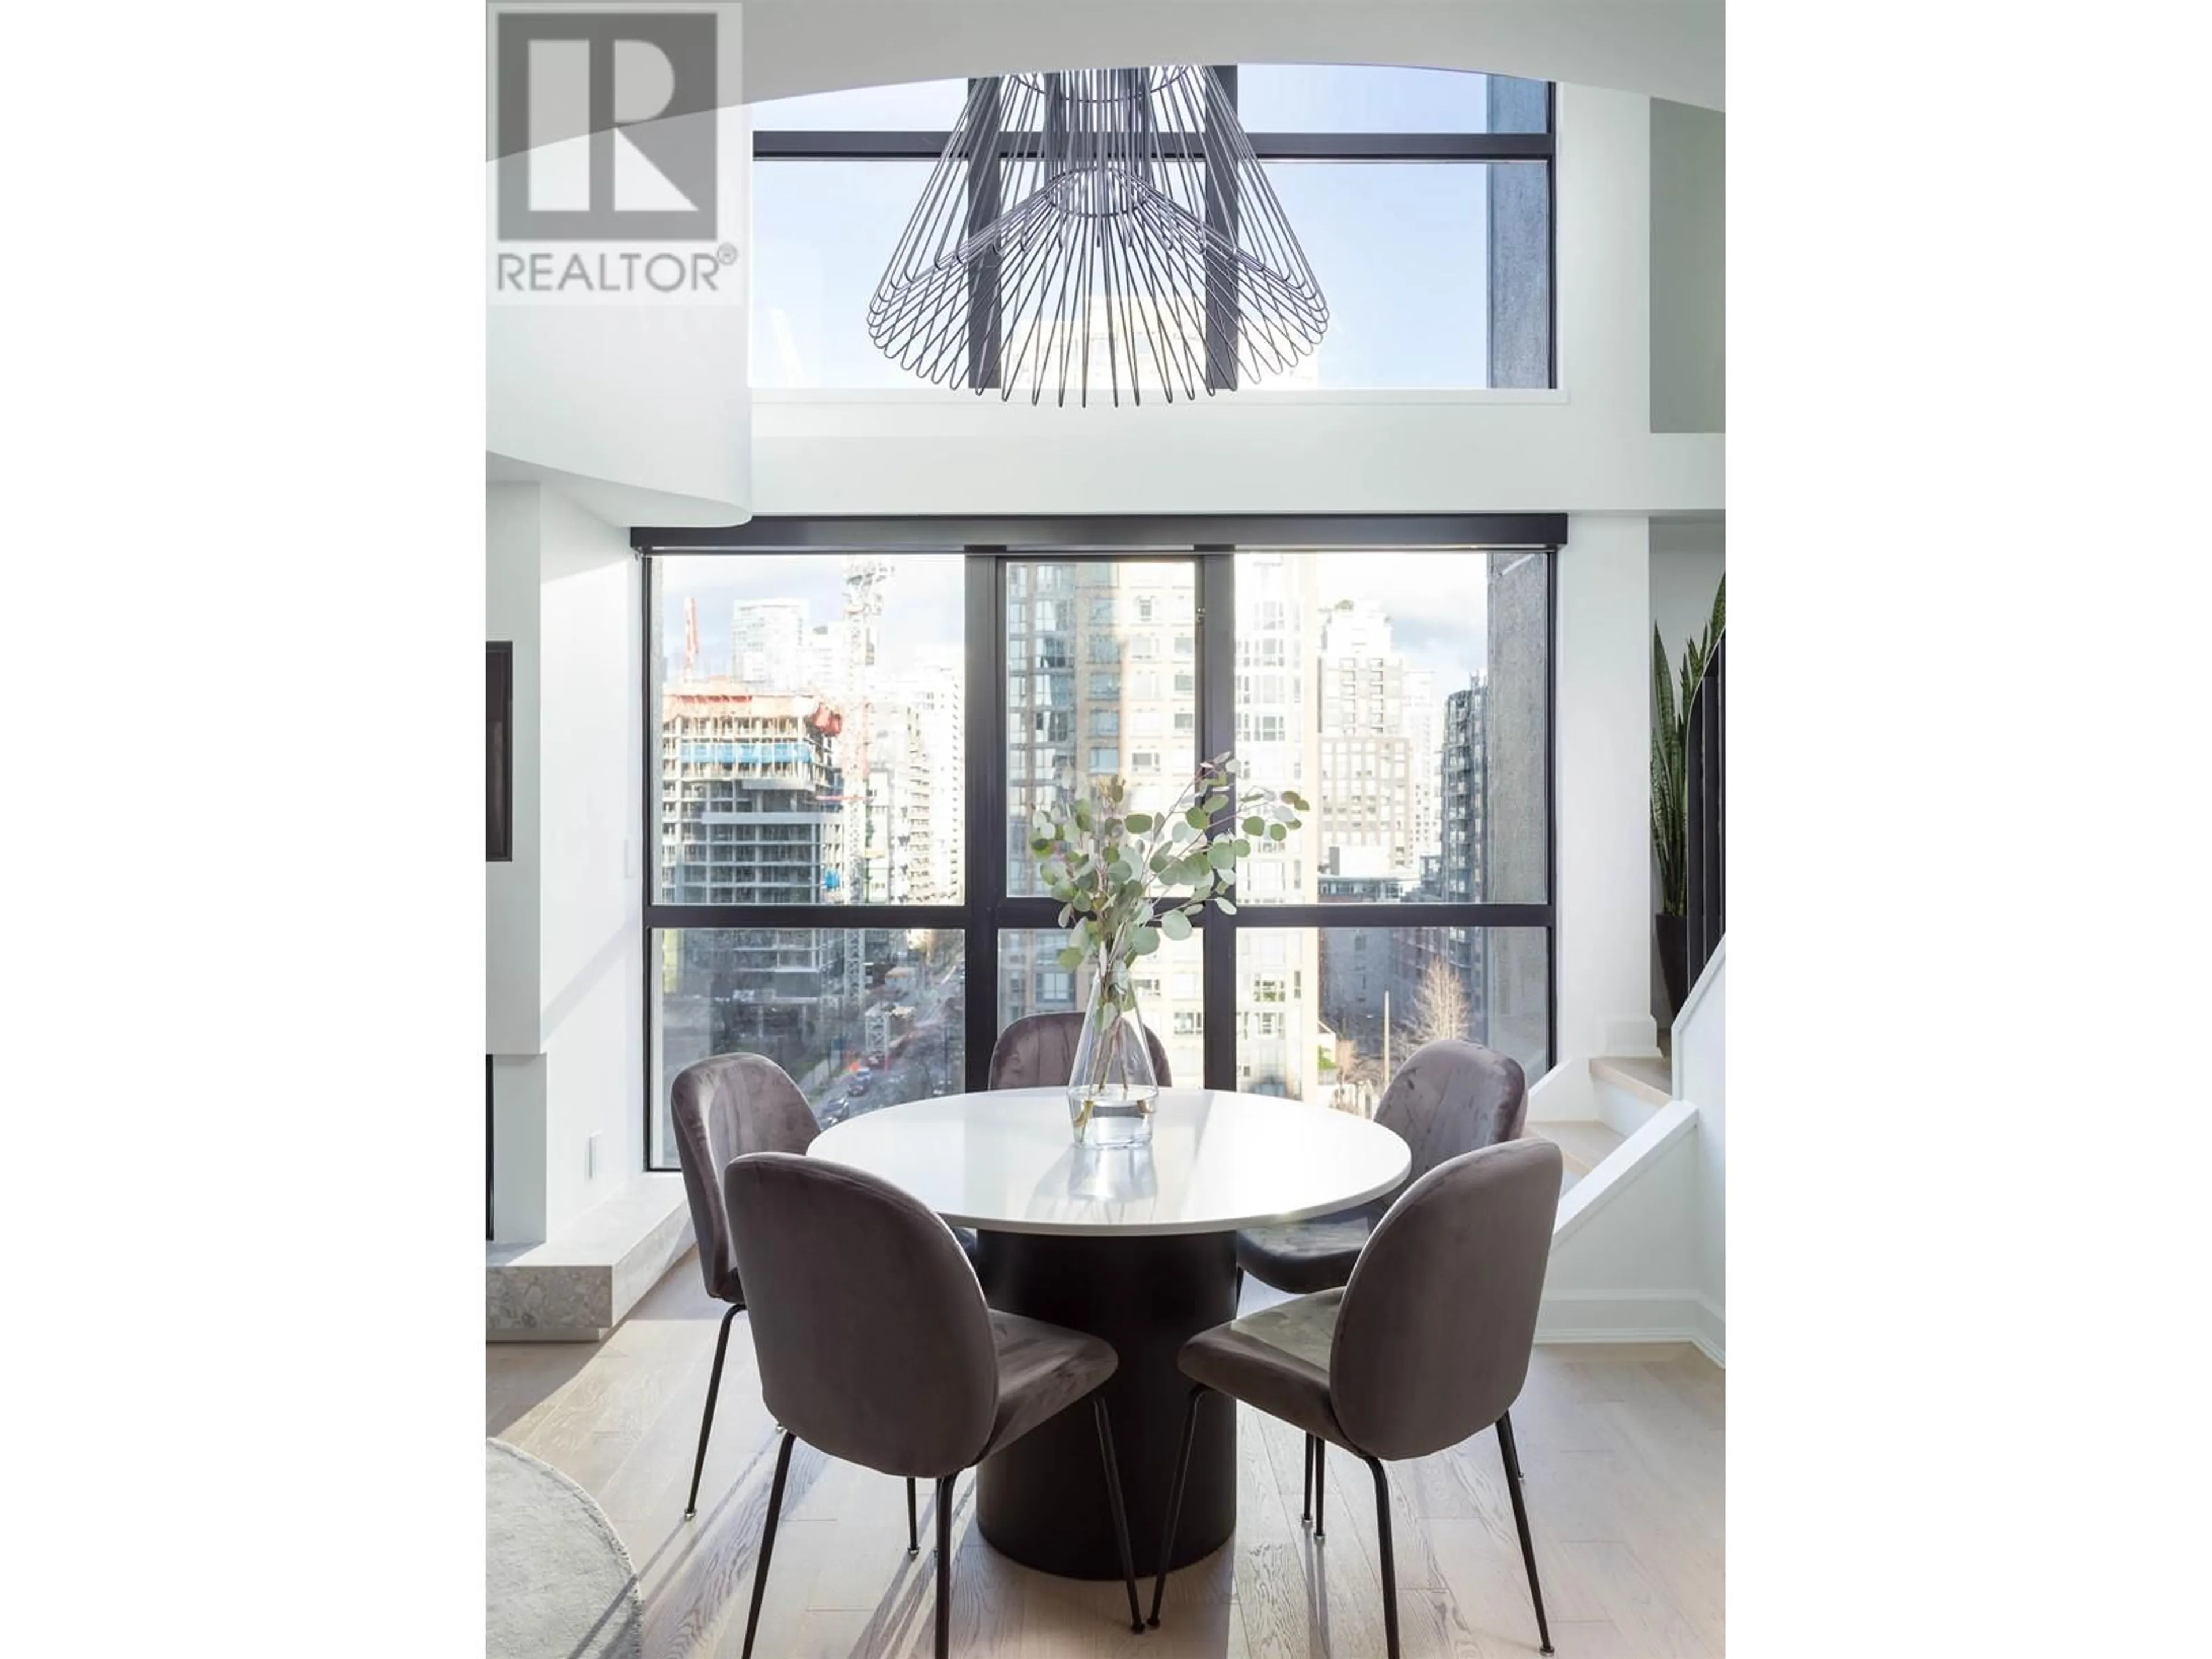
[
  {"xmin": 1161, "ymin": 909, "xmax": 1192, "ymax": 942},
  {"xmin": 1282, "ymin": 790, "xmax": 1309, "ymax": 812},
  {"xmin": 1056, "ymin": 946, "xmax": 1084, "ymax": 970},
  {"xmin": 1208, "ymin": 840, "xmax": 1237, "ymax": 870},
  {"xmin": 1267, "ymin": 822, "xmax": 1287, "ymax": 841},
  {"xmin": 1184, "ymin": 806, "xmax": 1208, "ymax": 830},
  {"xmin": 1233, "ymin": 838, "xmax": 1252, "ymax": 858},
  {"xmin": 1132, "ymin": 927, "xmax": 1160, "ymax": 956},
  {"xmin": 1056, "ymin": 903, "xmax": 1073, "ymax": 927},
  {"xmin": 1213, "ymin": 897, "xmax": 1237, "ymax": 915},
  {"xmin": 1124, "ymin": 811, "xmax": 1153, "ymax": 833},
  {"xmin": 1109, "ymin": 859, "xmax": 1135, "ymax": 883},
  {"xmin": 1242, "ymin": 815, "xmax": 1265, "ymax": 835}
]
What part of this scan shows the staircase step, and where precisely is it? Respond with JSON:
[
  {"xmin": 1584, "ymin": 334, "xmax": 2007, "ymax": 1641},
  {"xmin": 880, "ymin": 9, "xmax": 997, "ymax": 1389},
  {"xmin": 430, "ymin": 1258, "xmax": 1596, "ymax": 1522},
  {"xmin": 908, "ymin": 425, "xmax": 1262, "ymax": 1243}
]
[
  {"xmin": 1529, "ymin": 1119, "xmax": 1627, "ymax": 1194},
  {"xmin": 1589, "ymin": 1054, "xmax": 1672, "ymax": 1107}
]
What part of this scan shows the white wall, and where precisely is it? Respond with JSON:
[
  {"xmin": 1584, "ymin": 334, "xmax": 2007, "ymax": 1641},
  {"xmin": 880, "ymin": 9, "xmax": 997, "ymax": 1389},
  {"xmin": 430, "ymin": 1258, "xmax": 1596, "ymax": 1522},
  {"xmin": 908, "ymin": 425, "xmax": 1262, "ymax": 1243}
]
[
  {"xmin": 1650, "ymin": 517, "xmax": 1726, "ymax": 666},
  {"xmin": 739, "ymin": 0, "xmax": 1725, "ymax": 111},
  {"xmin": 483, "ymin": 26, "xmax": 751, "ymax": 527},
  {"xmin": 486, "ymin": 484, "xmax": 541, "ymax": 1056},
  {"xmin": 1650, "ymin": 99, "xmax": 1725, "ymax": 434},
  {"xmin": 749, "ymin": 84, "xmax": 1720, "ymax": 517},
  {"xmin": 485, "ymin": 483, "xmax": 644, "ymax": 1243},
  {"xmin": 1556, "ymin": 514, "xmax": 1658, "ymax": 1062},
  {"xmin": 536, "ymin": 488, "xmax": 646, "ymax": 1233},
  {"xmin": 1677, "ymin": 943, "xmax": 1726, "ymax": 1358},
  {"xmin": 1541, "ymin": 1105, "xmax": 1704, "ymax": 1345}
]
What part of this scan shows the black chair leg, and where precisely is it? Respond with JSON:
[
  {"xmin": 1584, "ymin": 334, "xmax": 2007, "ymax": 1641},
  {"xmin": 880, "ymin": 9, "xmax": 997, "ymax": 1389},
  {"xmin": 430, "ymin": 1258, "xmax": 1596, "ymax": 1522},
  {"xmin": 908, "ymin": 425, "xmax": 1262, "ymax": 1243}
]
[
  {"xmin": 907, "ymin": 1477, "xmax": 919, "ymax": 1556},
  {"xmin": 1091, "ymin": 1397, "xmax": 1146, "ymax": 1634},
  {"xmin": 934, "ymin": 1473, "xmax": 956, "ymax": 1659},
  {"xmin": 1146, "ymin": 1384, "xmax": 1209, "ymax": 1627},
  {"xmin": 684, "ymin": 1304, "xmax": 741, "ymax": 1520},
  {"xmin": 1363, "ymin": 1457, "xmax": 1400, "ymax": 1659},
  {"xmin": 1301, "ymin": 1433, "xmax": 1315, "ymax": 1524},
  {"xmin": 738, "ymin": 1429, "xmax": 796, "ymax": 1659},
  {"xmin": 1496, "ymin": 1412, "xmax": 1555, "ymax": 1655},
  {"xmin": 1313, "ymin": 1439, "xmax": 1326, "ymax": 1540}
]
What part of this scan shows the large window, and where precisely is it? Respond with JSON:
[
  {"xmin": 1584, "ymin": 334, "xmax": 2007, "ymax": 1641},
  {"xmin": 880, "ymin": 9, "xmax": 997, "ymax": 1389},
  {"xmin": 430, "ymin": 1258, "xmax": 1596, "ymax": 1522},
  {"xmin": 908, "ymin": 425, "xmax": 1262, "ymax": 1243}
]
[
  {"xmin": 642, "ymin": 522, "xmax": 1556, "ymax": 1170},
  {"xmin": 749, "ymin": 66, "xmax": 1552, "ymax": 391}
]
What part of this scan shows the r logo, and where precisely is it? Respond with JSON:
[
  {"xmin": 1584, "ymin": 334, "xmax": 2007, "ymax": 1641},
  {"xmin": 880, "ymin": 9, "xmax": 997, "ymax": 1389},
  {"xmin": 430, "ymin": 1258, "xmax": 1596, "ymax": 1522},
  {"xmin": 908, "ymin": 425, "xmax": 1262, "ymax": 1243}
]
[{"xmin": 494, "ymin": 11, "xmax": 718, "ymax": 241}]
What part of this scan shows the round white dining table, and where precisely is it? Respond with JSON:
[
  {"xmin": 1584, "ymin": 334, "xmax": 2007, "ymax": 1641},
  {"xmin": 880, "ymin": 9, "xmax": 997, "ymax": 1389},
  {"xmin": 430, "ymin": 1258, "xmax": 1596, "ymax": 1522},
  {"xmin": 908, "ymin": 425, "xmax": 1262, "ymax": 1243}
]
[{"xmin": 810, "ymin": 1087, "xmax": 1411, "ymax": 1580}]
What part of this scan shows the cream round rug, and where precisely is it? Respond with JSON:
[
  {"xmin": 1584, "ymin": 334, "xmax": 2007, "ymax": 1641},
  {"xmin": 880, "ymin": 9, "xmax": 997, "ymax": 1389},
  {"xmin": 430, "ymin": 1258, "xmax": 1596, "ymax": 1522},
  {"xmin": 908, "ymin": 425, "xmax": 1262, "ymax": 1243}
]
[{"xmin": 486, "ymin": 1438, "xmax": 643, "ymax": 1659}]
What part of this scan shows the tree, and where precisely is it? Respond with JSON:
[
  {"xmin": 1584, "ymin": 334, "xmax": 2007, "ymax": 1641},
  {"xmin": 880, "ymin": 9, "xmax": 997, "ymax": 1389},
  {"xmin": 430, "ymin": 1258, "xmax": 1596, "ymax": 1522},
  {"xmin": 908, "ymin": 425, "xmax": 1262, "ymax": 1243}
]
[{"xmin": 1397, "ymin": 958, "xmax": 1471, "ymax": 1053}]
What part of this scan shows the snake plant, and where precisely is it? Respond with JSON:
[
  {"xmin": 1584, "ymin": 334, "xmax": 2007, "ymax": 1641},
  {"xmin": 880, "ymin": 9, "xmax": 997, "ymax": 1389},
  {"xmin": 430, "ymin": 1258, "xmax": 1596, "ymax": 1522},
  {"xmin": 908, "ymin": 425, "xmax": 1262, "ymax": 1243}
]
[{"xmin": 1652, "ymin": 576, "xmax": 1725, "ymax": 918}]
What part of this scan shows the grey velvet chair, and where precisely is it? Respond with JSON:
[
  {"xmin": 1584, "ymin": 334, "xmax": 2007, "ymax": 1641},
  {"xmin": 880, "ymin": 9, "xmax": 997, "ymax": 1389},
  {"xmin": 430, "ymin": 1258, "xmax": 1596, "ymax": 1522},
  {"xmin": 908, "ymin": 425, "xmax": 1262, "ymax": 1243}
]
[
  {"xmin": 1236, "ymin": 1038, "xmax": 1527, "ymax": 1300},
  {"xmin": 672, "ymin": 1051, "xmax": 980, "ymax": 1531},
  {"xmin": 1150, "ymin": 1137, "xmax": 1564, "ymax": 1659},
  {"xmin": 725, "ymin": 1152, "xmax": 1145, "ymax": 1659},
  {"xmin": 671, "ymin": 1052, "xmax": 826, "ymax": 1524},
  {"xmin": 987, "ymin": 1010, "xmax": 1174, "ymax": 1090}
]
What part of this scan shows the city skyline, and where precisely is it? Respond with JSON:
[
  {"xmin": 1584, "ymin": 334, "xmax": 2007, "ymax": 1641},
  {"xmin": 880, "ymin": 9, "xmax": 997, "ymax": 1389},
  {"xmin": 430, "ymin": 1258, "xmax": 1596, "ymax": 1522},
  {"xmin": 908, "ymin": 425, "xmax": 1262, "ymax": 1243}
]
[
  {"xmin": 657, "ymin": 551, "xmax": 1491, "ymax": 694},
  {"xmin": 648, "ymin": 549, "xmax": 1543, "ymax": 1162}
]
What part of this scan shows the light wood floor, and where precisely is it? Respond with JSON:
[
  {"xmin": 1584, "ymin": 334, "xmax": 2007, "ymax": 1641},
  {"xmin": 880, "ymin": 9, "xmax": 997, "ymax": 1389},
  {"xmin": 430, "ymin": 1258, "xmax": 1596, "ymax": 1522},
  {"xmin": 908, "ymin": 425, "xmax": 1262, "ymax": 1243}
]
[{"xmin": 487, "ymin": 1257, "xmax": 1724, "ymax": 1658}]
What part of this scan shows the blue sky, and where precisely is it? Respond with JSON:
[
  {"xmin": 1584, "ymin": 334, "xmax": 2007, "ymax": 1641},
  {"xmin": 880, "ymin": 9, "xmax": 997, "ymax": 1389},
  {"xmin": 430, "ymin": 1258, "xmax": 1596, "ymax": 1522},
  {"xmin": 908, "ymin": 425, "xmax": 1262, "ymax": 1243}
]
[{"xmin": 747, "ymin": 66, "xmax": 1542, "ymax": 391}]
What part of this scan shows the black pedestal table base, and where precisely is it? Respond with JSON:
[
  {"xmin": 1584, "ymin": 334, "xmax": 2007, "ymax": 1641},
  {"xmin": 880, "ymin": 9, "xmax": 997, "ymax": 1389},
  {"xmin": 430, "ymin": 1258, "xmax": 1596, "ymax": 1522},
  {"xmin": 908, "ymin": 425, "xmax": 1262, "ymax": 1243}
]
[{"xmin": 973, "ymin": 1229, "xmax": 1239, "ymax": 1580}]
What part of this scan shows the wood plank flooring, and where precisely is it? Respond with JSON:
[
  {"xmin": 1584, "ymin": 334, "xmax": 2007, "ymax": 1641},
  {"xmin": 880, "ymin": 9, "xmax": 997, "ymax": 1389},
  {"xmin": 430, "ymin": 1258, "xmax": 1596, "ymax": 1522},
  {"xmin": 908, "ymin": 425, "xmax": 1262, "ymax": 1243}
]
[{"xmin": 487, "ymin": 1257, "xmax": 1724, "ymax": 1658}]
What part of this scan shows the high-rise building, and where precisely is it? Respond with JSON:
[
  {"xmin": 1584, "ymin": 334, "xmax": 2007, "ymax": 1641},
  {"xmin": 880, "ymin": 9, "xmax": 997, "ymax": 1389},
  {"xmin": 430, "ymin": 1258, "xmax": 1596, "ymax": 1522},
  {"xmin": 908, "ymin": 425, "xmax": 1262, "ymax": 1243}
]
[
  {"xmin": 886, "ymin": 647, "xmax": 965, "ymax": 904},
  {"xmin": 1001, "ymin": 562, "xmax": 1211, "ymax": 1086},
  {"xmin": 801, "ymin": 623, "xmax": 842, "ymax": 703},
  {"xmin": 656, "ymin": 685, "xmax": 853, "ymax": 1117},
  {"xmin": 730, "ymin": 598, "xmax": 809, "ymax": 690},
  {"xmin": 1317, "ymin": 597, "xmax": 1426, "ymax": 882},
  {"xmin": 1233, "ymin": 553, "xmax": 1323, "ymax": 1099},
  {"xmin": 660, "ymin": 685, "xmax": 844, "ymax": 908},
  {"xmin": 1404, "ymin": 678, "xmax": 1491, "ymax": 1055}
]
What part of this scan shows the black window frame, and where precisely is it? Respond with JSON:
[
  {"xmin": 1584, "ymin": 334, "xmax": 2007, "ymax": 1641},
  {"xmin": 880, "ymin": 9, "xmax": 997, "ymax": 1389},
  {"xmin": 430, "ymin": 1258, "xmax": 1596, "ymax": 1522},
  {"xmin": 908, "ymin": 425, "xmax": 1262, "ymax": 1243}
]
[
  {"xmin": 636, "ymin": 515, "xmax": 1562, "ymax": 1171},
  {"xmin": 752, "ymin": 69, "xmax": 1558, "ymax": 391}
]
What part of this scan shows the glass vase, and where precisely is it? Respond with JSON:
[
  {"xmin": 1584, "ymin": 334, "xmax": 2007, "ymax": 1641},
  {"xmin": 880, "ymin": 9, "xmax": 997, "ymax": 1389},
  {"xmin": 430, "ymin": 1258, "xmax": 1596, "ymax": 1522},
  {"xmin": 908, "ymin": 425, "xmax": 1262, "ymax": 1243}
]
[{"xmin": 1067, "ymin": 956, "xmax": 1159, "ymax": 1147}]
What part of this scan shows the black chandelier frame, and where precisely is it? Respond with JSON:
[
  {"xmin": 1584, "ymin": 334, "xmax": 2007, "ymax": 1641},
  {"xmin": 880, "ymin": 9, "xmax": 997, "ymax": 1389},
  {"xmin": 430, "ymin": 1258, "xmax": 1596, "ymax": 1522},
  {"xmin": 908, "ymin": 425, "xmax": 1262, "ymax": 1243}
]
[{"xmin": 753, "ymin": 69, "xmax": 1556, "ymax": 393}]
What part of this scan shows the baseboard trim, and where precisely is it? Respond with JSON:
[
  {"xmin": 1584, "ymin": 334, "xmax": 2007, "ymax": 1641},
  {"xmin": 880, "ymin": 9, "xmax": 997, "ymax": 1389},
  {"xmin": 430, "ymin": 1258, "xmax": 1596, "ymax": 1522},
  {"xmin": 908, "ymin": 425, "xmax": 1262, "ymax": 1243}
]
[{"xmin": 1537, "ymin": 1287, "xmax": 1725, "ymax": 1368}]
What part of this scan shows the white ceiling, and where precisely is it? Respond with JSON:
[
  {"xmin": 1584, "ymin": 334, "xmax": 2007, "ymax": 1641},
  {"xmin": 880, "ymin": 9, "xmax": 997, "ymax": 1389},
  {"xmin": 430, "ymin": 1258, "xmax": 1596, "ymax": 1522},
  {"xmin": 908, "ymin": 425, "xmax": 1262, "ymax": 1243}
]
[{"xmin": 737, "ymin": 1, "xmax": 1725, "ymax": 111}]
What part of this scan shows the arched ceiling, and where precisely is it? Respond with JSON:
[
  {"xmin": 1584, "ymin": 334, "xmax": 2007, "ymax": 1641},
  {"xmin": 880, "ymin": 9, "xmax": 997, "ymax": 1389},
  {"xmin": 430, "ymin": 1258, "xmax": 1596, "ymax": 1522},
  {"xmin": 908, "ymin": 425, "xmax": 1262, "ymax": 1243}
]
[{"xmin": 737, "ymin": 1, "xmax": 1724, "ymax": 111}]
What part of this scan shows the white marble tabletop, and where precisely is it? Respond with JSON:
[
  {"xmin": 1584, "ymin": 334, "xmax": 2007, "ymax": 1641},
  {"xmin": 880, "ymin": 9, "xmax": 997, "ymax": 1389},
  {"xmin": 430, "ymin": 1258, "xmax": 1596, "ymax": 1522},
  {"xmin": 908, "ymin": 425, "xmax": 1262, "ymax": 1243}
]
[{"xmin": 808, "ymin": 1088, "xmax": 1412, "ymax": 1237}]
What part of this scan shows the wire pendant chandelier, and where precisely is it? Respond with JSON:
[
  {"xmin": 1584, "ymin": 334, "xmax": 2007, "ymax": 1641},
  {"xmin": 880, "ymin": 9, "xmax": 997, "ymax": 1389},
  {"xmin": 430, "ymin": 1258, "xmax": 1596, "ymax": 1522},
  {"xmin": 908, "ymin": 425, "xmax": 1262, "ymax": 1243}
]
[{"xmin": 868, "ymin": 67, "xmax": 1328, "ymax": 406}]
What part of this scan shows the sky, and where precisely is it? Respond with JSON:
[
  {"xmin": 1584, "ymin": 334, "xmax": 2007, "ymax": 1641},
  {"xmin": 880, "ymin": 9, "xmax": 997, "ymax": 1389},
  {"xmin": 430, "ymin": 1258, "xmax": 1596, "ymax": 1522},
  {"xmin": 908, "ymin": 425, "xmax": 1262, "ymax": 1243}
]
[{"xmin": 745, "ymin": 65, "xmax": 1545, "ymax": 391}]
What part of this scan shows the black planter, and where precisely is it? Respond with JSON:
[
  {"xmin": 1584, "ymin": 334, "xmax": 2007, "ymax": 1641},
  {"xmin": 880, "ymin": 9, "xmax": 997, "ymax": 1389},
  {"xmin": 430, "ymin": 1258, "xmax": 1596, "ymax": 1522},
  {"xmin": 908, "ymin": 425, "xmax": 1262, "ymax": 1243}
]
[{"xmin": 1654, "ymin": 913, "xmax": 1688, "ymax": 1018}]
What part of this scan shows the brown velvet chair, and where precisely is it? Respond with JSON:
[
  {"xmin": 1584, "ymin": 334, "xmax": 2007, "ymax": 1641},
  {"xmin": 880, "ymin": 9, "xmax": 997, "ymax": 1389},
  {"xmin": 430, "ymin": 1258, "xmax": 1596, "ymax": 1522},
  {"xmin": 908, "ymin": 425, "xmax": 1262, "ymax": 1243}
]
[
  {"xmin": 1150, "ymin": 1137, "xmax": 1564, "ymax": 1659},
  {"xmin": 987, "ymin": 1010, "xmax": 1174, "ymax": 1090},
  {"xmin": 725, "ymin": 1152, "xmax": 1145, "ymax": 1659}
]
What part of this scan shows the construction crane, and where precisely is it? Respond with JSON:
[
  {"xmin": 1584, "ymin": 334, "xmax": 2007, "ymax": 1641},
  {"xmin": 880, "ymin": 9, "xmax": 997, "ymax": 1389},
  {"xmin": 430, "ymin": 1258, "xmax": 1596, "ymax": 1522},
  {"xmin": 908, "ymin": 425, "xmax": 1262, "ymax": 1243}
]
[
  {"xmin": 842, "ymin": 557, "xmax": 893, "ymax": 903},
  {"xmin": 681, "ymin": 596, "xmax": 699, "ymax": 681}
]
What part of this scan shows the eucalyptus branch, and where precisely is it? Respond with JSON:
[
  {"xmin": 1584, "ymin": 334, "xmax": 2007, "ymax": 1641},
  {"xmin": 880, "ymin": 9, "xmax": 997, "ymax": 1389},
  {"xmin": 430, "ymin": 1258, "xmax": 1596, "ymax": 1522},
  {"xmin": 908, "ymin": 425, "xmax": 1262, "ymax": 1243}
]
[{"xmin": 1027, "ymin": 752, "xmax": 1308, "ymax": 980}]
